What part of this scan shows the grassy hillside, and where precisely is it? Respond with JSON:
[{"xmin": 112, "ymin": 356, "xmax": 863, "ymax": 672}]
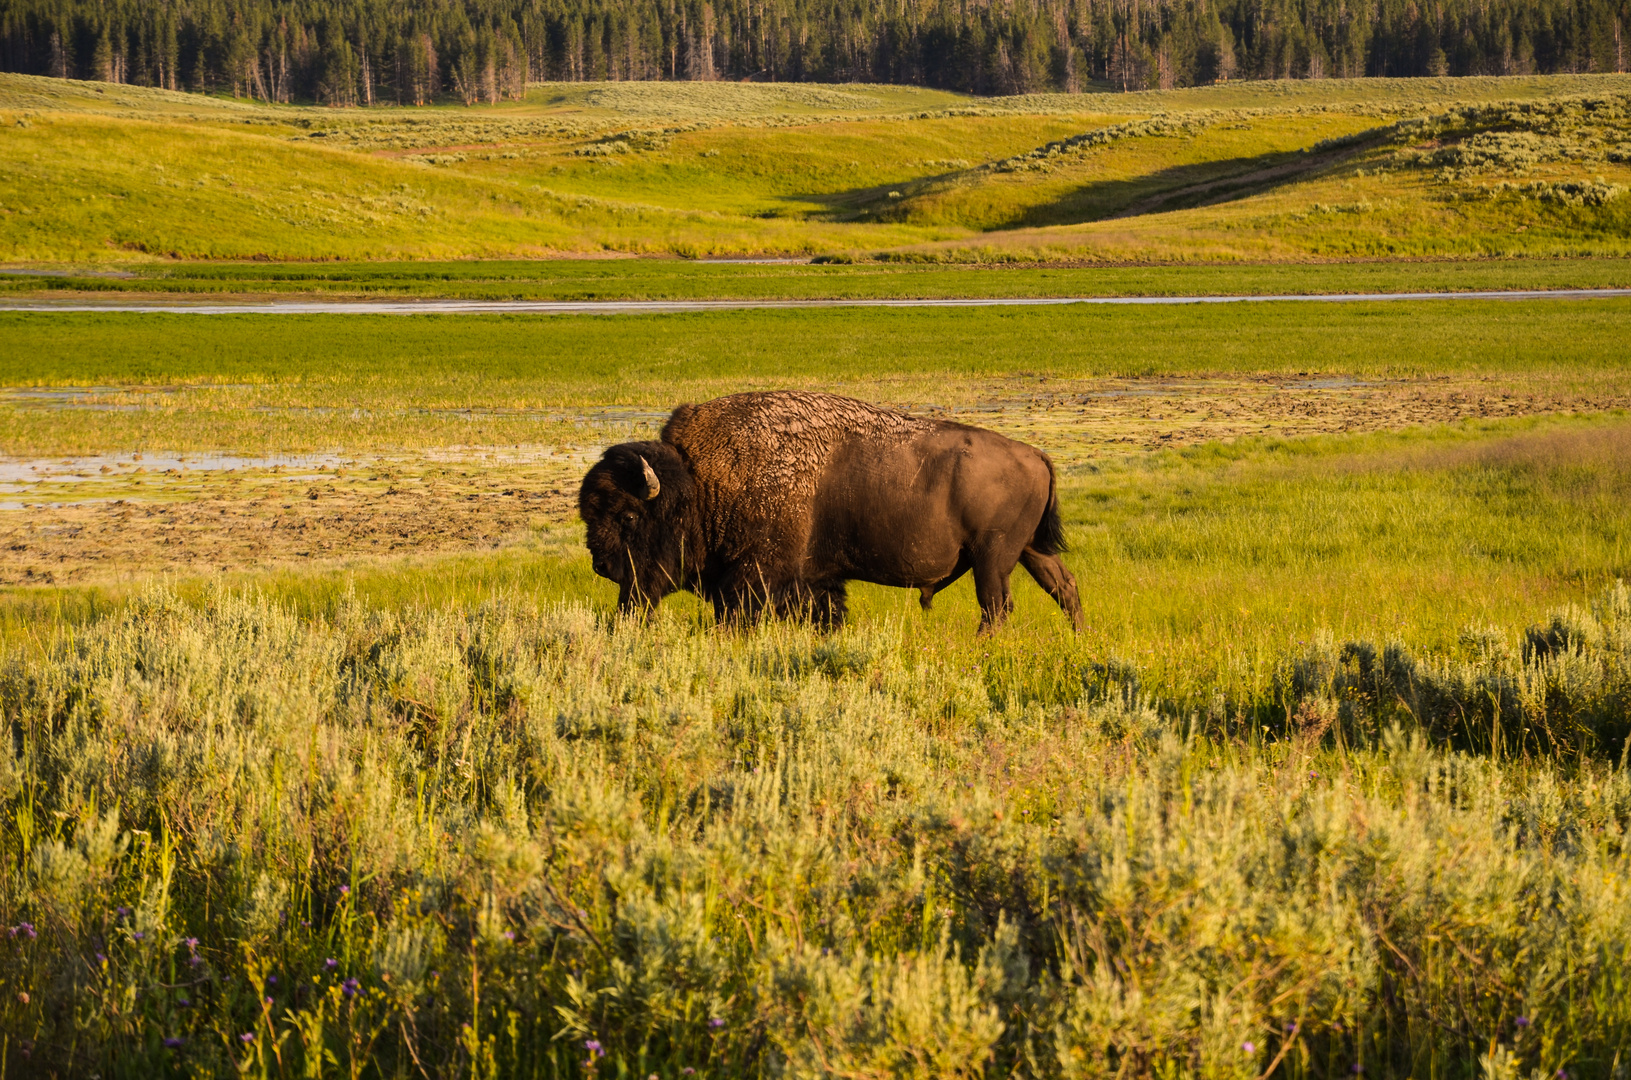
[{"xmin": 4, "ymin": 72, "xmax": 1630, "ymax": 265}]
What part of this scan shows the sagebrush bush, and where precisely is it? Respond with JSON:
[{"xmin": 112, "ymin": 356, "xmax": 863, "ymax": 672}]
[
  {"xmin": 2, "ymin": 586, "xmax": 1630, "ymax": 1077},
  {"xmin": 1277, "ymin": 580, "xmax": 1631, "ymax": 758}
]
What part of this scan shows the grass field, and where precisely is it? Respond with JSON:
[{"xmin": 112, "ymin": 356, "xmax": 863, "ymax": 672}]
[
  {"xmin": 3, "ymin": 72, "xmax": 1631, "ymax": 269},
  {"xmin": 4, "ymin": 68, "xmax": 1631, "ymax": 1079},
  {"xmin": 3, "ymin": 403, "xmax": 1631, "ymax": 1077},
  {"xmin": 2, "ymin": 301, "xmax": 1631, "ymax": 1074},
  {"xmin": 8, "ymin": 257, "xmax": 1631, "ymax": 302}
]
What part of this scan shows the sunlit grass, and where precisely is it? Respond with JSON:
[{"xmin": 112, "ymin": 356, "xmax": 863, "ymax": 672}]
[
  {"xmin": 6, "ymin": 258, "xmax": 1631, "ymax": 303},
  {"xmin": 5, "ymin": 72, "xmax": 1631, "ymax": 264},
  {"xmin": 4, "ymin": 297, "xmax": 1631, "ymax": 1073},
  {"xmin": 7, "ymin": 412, "xmax": 1628, "ymax": 707},
  {"xmin": 2, "ymin": 529, "xmax": 1628, "ymax": 1075}
]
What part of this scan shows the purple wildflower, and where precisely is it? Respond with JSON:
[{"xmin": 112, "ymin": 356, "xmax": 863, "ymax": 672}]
[
  {"xmin": 132, "ymin": 931, "xmax": 144, "ymax": 940},
  {"xmin": 264, "ymin": 996, "xmax": 274, "ymax": 1007},
  {"xmin": 1243, "ymin": 1042, "xmax": 1256, "ymax": 1053},
  {"xmin": 339, "ymin": 885, "xmax": 350, "ymax": 897},
  {"xmin": 240, "ymin": 1032, "xmax": 255, "ymax": 1044},
  {"xmin": 18, "ymin": 922, "xmax": 35, "ymax": 939},
  {"xmin": 184, "ymin": 937, "xmax": 199, "ymax": 950},
  {"xmin": 178, "ymin": 998, "xmax": 192, "ymax": 1008},
  {"xmin": 709, "ymin": 1017, "xmax": 726, "ymax": 1030},
  {"xmin": 1516, "ymin": 1016, "xmax": 1531, "ymax": 1027},
  {"xmin": 189, "ymin": 955, "xmax": 203, "ymax": 967},
  {"xmin": 266, "ymin": 975, "xmax": 276, "ymax": 984},
  {"xmin": 324, "ymin": 958, "xmax": 338, "ymax": 970},
  {"xmin": 585, "ymin": 1040, "xmax": 602, "ymax": 1053},
  {"xmin": 1352, "ymin": 1066, "xmax": 1364, "ymax": 1075},
  {"xmin": 342, "ymin": 978, "xmax": 361, "ymax": 998},
  {"xmin": 163, "ymin": 1037, "xmax": 185, "ymax": 1049},
  {"xmin": 116, "ymin": 906, "xmax": 131, "ymax": 919},
  {"xmin": 95, "ymin": 952, "xmax": 107, "ymax": 964}
]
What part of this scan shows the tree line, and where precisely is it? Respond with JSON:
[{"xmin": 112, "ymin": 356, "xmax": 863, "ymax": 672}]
[{"xmin": 1, "ymin": 0, "xmax": 1625, "ymax": 104}]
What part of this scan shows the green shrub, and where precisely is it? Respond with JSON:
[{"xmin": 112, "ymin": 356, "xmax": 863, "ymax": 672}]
[
  {"xmin": 1274, "ymin": 581, "xmax": 1631, "ymax": 758},
  {"xmin": 3, "ymin": 585, "xmax": 1631, "ymax": 1076}
]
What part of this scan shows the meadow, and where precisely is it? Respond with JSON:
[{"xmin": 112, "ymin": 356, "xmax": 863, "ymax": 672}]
[
  {"xmin": 4, "ymin": 67, "xmax": 1631, "ymax": 1080},
  {"xmin": 8, "ymin": 258, "xmax": 1631, "ymax": 303},
  {"xmin": 2, "ymin": 299, "xmax": 1631, "ymax": 1076},
  {"xmin": 3, "ymin": 71, "xmax": 1631, "ymax": 269}
]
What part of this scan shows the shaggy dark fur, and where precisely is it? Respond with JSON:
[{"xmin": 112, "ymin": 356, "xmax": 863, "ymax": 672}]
[{"xmin": 578, "ymin": 391, "xmax": 1082, "ymax": 633}]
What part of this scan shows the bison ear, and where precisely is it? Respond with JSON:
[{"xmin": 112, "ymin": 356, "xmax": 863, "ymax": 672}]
[{"xmin": 638, "ymin": 456, "xmax": 661, "ymax": 500}]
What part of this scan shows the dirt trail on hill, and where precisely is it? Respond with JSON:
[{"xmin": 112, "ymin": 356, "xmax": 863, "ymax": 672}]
[{"xmin": 2, "ymin": 375, "xmax": 1625, "ymax": 586}]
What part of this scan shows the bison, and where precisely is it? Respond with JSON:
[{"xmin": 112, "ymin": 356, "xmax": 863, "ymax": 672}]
[{"xmin": 578, "ymin": 391, "xmax": 1083, "ymax": 634}]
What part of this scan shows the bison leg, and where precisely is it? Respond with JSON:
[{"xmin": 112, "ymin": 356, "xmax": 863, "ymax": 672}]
[
  {"xmin": 1020, "ymin": 547, "xmax": 1084, "ymax": 632},
  {"xmin": 972, "ymin": 551, "xmax": 1018, "ymax": 635},
  {"xmin": 918, "ymin": 557, "xmax": 971, "ymax": 611},
  {"xmin": 807, "ymin": 581, "xmax": 848, "ymax": 631},
  {"xmin": 777, "ymin": 580, "xmax": 847, "ymax": 630}
]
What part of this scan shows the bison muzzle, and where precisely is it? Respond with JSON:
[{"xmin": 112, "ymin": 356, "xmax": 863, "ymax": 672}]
[{"xmin": 578, "ymin": 391, "xmax": 1083, "ymax": 634}]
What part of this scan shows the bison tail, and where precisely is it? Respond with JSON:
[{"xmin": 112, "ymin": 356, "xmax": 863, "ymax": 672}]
[{"xmin": 1031, "ymin": 456, "xmax": 1068, "ymax": 556}]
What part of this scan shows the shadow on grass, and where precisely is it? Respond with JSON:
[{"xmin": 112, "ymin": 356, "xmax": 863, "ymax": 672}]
[{"xmin": 787, "ymin": 140, "xmax": 1374, "ymax": 230}]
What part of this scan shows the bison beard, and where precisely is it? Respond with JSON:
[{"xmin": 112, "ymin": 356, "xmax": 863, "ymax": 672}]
[{"xmin": 577, "ymin": 391, "xmax": 1083, "ymax": 634}]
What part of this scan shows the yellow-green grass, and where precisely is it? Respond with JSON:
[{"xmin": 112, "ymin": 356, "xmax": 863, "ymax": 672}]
[
  {"xmin": 452, "ymin": 114, "xmax": 1123, "ymax": 219},
  {"xmin": 841, "ymin": 112, "xmax": 1373, "ymax": 230},
  {"xmin": 5, "ymin": 410, "xmax": 1629, "ymax": 714},
  {"xmin": 6, "ymin": 72, "xmax": 1631, "ymax": 265},
  {"xmin": 894, "ymin": 133, "xmax": 1631, "ymax": 263},
  {"xmin": 12, "ymin": 72, "xmax": 1627, "ymax": 131},
  {"xmin": 3, "ymin": 304, "xmax": 1629, "ymax": 464},
  {"xmin": 2, "ymin": 300, "xmax": 1626, "ymax": 392},
  {"xmin": 5, "ymin": 303, "xmax": 1631, "ymax": 1073},
  {"xmin": 6, "ymin": 573, "xmax": 1629, "ymax": 1076},
  {"xmin": 8, "ymin": 257, "xmax": 1631, "ymax": 303},
  {"xmin": 0, "ymin": 111, "xmax": 950, "ymax": 262},
  {"xmin": 898, "ymin": 181, "xmax": 1631, "ymax": 264},
  {"xmin": 5, "ymin": 303, "xmax": 1629, "ymax": 711},
  {"xmin": 1009, "ymin": 73, "xmax": 1631, "ymax": 113},
  {"xmin": 5, "ymin": 415, "xmax": 1630, "ymax": 1077}
]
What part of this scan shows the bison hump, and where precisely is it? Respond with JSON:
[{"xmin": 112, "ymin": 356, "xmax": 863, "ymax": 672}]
[{"xmin": 662, "ymin": 391, "xmax": 932, "ymax": 537}]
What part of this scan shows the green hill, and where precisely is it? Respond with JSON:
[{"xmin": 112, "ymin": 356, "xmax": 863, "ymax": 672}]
[{"xmin": 3, "ymin": 72, "xmax": 1629, "ymax": 264}]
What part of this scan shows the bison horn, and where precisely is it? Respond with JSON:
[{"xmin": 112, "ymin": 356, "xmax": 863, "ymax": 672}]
[{"xmin": 638, "ymin": 456, "xmax": 661, "ymax": 500}]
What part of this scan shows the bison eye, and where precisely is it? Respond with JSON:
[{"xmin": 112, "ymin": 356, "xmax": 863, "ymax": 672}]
[{"xmin": 621, "ymin": 512, "xmax": 639, "ymax": 527}]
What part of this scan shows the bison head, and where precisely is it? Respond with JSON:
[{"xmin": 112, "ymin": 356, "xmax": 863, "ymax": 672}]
[{"xmin": 578, "ymin": 441, "xmax": 694, "ymax": 612}]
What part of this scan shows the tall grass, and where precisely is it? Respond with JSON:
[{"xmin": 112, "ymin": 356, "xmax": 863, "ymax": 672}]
[
  {"xmin": 2, "ymin": 579, "xmax": 1629, "ymax": 1077},
  {"xmin": 3, "ymin": 403, "xmax": 1631, "ymax": 1076}
]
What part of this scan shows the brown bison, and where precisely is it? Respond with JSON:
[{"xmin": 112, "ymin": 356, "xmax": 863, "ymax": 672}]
[{"xmin": 578, "ymin": 391, "xmax": 1083, "ymax": 634}]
